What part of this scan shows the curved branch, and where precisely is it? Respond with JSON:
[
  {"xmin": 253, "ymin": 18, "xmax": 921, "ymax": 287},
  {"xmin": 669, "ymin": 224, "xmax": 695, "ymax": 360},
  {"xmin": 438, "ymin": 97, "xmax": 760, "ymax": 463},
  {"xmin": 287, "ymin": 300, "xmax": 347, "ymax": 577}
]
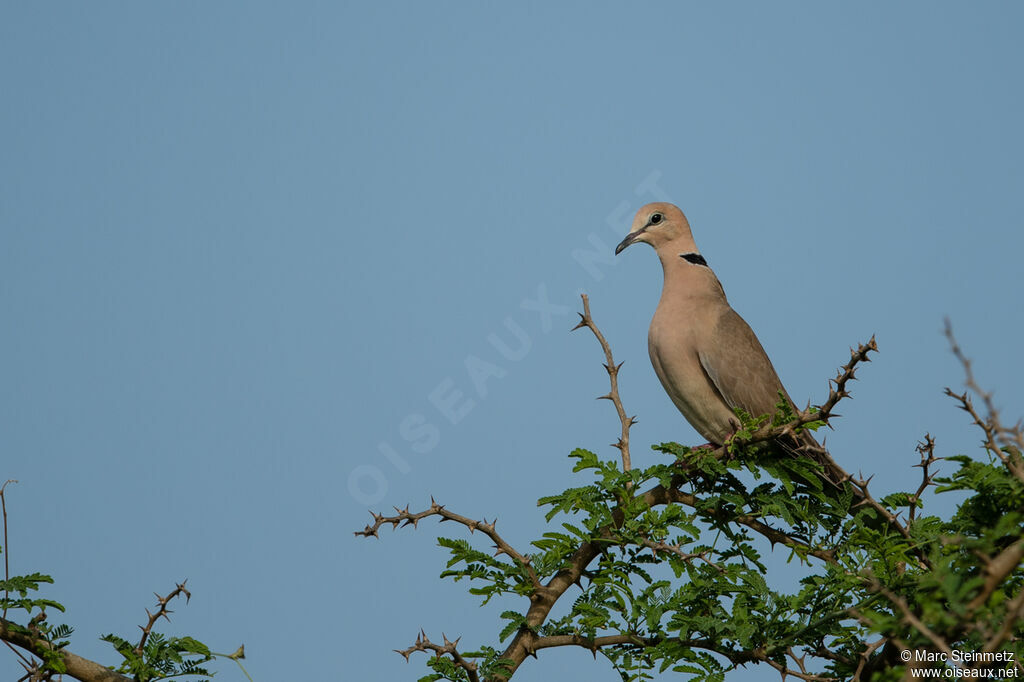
[
  {"xmin": 395, "ymin": 630, "xmax": 479, "ymax": 682},
  {"xmin": 0, "ymin": 618, "xmax": 132, "ymax": 682},
  {"xmin": 945, "ymin": 319, "xmax": 1024, "ymax": 480},
  {"xmin": 136, "ymin": 581, "xmax": 190, "ymax": 657},
  {"xmin": 573, "ymin": 294, "xmax": 635, "ymax": 473},
  {"xmin": 354, "ymin": 499, "xmax": 542, "ymax": 590}
]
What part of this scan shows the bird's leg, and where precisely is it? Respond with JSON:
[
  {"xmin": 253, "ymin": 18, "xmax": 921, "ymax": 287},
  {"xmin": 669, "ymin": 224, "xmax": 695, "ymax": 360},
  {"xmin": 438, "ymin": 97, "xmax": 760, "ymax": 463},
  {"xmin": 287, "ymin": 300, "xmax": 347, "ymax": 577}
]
[{"xmin": 721, "ymin": 418, "xmax": 742, "ymax": 454}]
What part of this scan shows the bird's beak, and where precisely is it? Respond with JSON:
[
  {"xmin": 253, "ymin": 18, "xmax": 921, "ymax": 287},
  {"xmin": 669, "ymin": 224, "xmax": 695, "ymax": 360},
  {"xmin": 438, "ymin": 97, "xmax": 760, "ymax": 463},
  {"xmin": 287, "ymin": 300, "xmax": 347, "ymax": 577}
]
[{"xmin": 615, "ymin": 229, "xmax": 645, "ymax": 255}]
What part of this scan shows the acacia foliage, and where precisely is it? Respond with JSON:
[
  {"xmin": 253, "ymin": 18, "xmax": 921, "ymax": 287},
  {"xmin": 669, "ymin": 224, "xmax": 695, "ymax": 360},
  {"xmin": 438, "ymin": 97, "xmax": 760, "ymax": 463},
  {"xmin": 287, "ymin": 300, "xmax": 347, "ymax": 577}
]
[{"xmin": 359, "ymin": 326, "xmax": 1024, "ymax": 682}]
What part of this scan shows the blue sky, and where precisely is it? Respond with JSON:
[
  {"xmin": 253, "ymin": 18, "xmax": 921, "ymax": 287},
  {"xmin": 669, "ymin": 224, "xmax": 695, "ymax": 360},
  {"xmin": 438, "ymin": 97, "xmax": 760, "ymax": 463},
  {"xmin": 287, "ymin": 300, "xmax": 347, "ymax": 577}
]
[{"xmin": 2, "ymin": 3, "xmax": 1022, "ymax": 681}]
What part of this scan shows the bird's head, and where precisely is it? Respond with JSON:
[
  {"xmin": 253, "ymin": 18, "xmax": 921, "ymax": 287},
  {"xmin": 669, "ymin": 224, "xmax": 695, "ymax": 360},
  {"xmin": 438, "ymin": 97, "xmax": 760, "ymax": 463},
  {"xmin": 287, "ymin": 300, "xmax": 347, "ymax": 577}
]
[{"xmin": 615, "ymin": 202, "xmax": 697, "ymax": 255}]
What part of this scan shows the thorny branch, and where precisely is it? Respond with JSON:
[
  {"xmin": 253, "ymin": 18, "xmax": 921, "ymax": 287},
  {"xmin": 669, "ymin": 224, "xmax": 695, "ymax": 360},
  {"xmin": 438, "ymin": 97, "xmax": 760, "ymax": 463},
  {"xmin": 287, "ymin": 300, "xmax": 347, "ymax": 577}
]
[
  {"xmin": 1, "ymin": 580, "xmax": 198, "ymax": 682},
  {"xmin": 809, "ymin": 443, "xmax": 921, "ymax": 555},
  {"xmin": 573, "ymin": 294, "xmax": 636, "ymax": 474},
  {"xmin": 136, "ymin": 581, "xmax": 191, "ymax": 657},
  {"xmin": 0, "ymin": 616, "xmax": 132, "ymax": 682},
  {"xmin": 909, "ymin": 435, "xmax": 939, "ymax": 523},
  {"xmin": 1, "ymin": 487, "xmax": 135, "ymax": 682},
  {"xmin": 846, "ymin": 323, "xmax": 1024, "ymax": 673},
  {"xmin": 356, "ymin": 483, "xmax": 843, "ymax": 677},
  {"xmin": 358, "ymin": 302, "xmax": 1024, "ymax": 681},
  {"xmin": 648, "ymin": 484, "xmax": 837, "ymax": 564},
  {"xmin": 944, "ymin": 318, "xmax": 1024, "ymax": 482},
  {"xmin": 357, "ymin": 298, "xmax": 888, "ymax": 680},
  {"xmin": 943, "ymin": 321, "xmax": 1024, "ymax": 616},
  {"xmin": 2, "ymin": 489, "xmax": 200, "ymax": 682},
  {"xmin": 685, "ymin": 337, "xmax": 878, "ymax": 460},
  {"xmin": 681, "ymin": 336, "xmax": 924, "ymax": 558},
  {"xmin": 354, "ymin": 498, "xmax": 542, "ymax": 590},
  {"xmin": 395, "ymin": 630, "xmax": 480, "ymax": 682}
]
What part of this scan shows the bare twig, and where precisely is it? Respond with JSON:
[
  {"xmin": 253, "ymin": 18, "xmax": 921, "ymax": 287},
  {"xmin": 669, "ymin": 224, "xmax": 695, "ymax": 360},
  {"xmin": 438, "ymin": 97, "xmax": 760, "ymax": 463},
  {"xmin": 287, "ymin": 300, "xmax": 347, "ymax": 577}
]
[
  {"xmin": 817, "ymin": 337, "xmax": 879, "ymax": 421},
  {"xmin": 355, "ymin": 499, "xmax": 542, "ymax": 590},
  {"xmin": 945, "ymin": 386, "xmax": 1024, "ymax": 483},
  {"xmin": 2, "ymin": 480, "xmax": 16, "ymax": 616},
  {"xmin": 908, "ymin": 436, "xmax": 939, "ymax": 523},
  {"xmin": 135, "ymin": 581, "xmax": 191, "ymax": 656},
  {"xmin": 573, "ymin": 294, "xmax": 635, "ymax": 474},
  {"xmin": 395, "ymin": 630, "xmax": 480, "ymax": 682},
  {"xmin": 1, "ymin": 479, "xmax": 36, "ymax": 674},
  {"xmin": 944, "ymin": 320, "xmax": 1024, "ymax": 482}
]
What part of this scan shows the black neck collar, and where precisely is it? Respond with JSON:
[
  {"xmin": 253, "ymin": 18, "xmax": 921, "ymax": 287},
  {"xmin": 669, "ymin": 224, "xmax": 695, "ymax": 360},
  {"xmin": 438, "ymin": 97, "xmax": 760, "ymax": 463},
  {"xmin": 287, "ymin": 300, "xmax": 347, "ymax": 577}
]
[{"xmin": 680, "ymin": 252, "xmax": 708, "ymax": 267}]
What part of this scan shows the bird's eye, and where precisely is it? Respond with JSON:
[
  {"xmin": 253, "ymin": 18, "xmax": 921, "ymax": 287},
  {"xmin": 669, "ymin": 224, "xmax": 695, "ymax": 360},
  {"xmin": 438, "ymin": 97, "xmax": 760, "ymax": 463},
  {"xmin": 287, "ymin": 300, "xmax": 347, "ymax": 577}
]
[{"xmin": 650, "ymin": 213, "xmax": 664, "ymax": 225}]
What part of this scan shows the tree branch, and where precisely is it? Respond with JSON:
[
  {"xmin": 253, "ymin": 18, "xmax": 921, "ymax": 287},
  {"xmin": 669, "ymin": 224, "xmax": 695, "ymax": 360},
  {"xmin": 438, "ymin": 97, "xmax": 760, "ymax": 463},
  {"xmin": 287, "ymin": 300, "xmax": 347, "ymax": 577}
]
[
  {"xmin": 908, "ymin": 435, "xmax": 939, "ymax": 523},
  {"xmin": 136, "ymin": 581, "xmax": 190, "ymax": 657},
  {"xmin": 357, "ymin": 299, "xmax": 890, "ymax": 680},
  {"xmin": 967, "ymin": 538, "xmax": 1024, "ymax": 613},
  {"xmin": 945, "ymin": 319, "xmax": 1024, "ymax": 482},
  {"xmin": 865, "ymin": 577, "xmax": 954, "ymax": 658},
  {"xmin": 354, "ymin": 499, "xmax": 541, "ymax": 590},
  {"xmin": 639, "ymin": 537, "xmax": 725, "ymax": 573},
  {"xmin": 573, "ymin": 294, "xmax": 635, "ymax": 474},
  {"xmin": 529, "ymin": 633, "xmax": 837, "ymax": 681},
  {"xmin": 983, "ymin": 583, "xmax": 1024, "ymax": 655},
  {"xmin": 650, "ymin": 483, "xmax": 838, "ymax": 564},
  {"xmin": 0, "ymin": 618, "xmax": 132, "ymax": 682},
  {"xmin": 394, "ymin": 630, "xmax": 480, "ymax": 682},
  {"xmin": 850, "ymin": 638, "xmax": 887, "ymax": 682}
]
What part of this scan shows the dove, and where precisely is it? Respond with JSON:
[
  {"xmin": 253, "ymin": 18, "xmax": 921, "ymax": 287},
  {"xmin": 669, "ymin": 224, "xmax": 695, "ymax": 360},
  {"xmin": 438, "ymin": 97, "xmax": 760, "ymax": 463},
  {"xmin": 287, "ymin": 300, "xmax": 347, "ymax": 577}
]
[{"xmin": 615, "ymin": 202, "xmax": 837, "ymax": 481}]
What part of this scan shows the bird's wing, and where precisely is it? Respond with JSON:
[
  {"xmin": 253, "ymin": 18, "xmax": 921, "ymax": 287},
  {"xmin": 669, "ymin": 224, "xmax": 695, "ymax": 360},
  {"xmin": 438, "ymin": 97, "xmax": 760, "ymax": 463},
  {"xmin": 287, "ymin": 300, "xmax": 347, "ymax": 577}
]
[{"xmin": 697, "ymin": 306, "xmax": 794, "ymax": 422}]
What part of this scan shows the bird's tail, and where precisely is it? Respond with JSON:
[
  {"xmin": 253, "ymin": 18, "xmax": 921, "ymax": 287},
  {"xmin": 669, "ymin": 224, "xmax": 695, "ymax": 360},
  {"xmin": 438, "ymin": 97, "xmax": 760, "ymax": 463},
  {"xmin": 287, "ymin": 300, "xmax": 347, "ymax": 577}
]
[{"xmin": 776, "ymin": 429, "xmax": 865, "ymax": 503}]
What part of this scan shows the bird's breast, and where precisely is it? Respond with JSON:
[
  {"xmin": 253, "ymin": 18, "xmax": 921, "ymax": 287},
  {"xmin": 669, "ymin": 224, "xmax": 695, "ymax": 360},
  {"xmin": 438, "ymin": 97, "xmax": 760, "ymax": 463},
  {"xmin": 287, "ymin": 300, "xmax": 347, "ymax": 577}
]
[{"xmin": 648, "ymin": 304, "xmax": 735, "ymax": 444}]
